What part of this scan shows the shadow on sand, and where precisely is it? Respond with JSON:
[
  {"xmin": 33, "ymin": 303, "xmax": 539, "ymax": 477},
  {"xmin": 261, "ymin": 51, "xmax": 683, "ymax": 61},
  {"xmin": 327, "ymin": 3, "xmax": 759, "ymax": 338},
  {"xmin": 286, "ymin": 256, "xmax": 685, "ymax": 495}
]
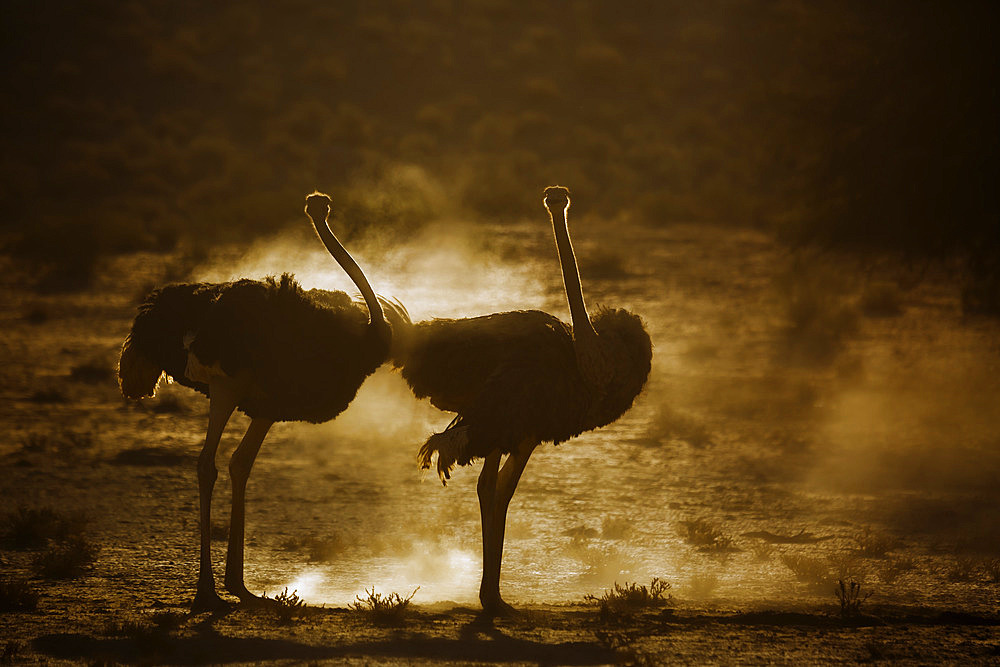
[{"xmin": 33, "ymin": 623, "xmax": 616, "ymax": 665}]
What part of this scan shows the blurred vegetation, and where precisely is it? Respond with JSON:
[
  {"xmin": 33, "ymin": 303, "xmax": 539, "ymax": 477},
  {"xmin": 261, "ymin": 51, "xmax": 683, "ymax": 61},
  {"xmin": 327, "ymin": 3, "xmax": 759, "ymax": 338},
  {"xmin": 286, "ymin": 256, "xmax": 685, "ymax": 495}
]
[{"xmin": 1, "ymin": 1, "xmax": 996, "ymax": 296}]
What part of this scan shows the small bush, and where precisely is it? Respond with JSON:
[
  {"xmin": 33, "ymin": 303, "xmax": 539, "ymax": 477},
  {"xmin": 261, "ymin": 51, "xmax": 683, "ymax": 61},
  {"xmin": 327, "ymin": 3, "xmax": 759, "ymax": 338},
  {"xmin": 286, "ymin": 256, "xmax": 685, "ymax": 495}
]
[
  {"xmin": 835, "ymin": 579, "xmax": 872, "ymax": 619},
  {"xmin": 151, "ymin": 393, "xmax": 186, "ymax": 414},
  {"xmin": 687, "ymin": 574, "xmax": 719, "ymax": 600},
  {"xmin": 4, "ymin": 507, "xmax": 87, "ymax": 548},
  {"xmin": 27, "ymin": 388, "xmax": 68, "ymax": 403},
  {"xmin": 985, "ymin": 559, "xmax": 1000, "ymax": 584},
  {"xmin": 946, "ymin": 556, "xmax": 980, "ymax": 582},
  {"xmin": 585, "ymin": 579, "xmax": 673, "ymax": 621},
  {"xmin": 69, "ymin": 359, "xmax": 113, "ymax": 384},
  {"xmin": 677, "ymin": 519, "xmax": 737, "ymax": 553},
  {"xmin": 877, "ymin": 556, "xmax": 916, "ymax": 585},
  {"xmin": 279, "ymin": 535, "xmax": 344, "ymax": 562},
  {"xmin": 32, "ymin": 535, "xmax": 99, "ymax": 579},
  {"xmin": 601, "ymin": 516, "xmax": 633, "ymax": 540},
  {"xmin": 853, "ymin": 526, "xmax": 896, "ymax": 558},
  {"xmin": 350, "ymin": 586, "xmax": 418, "ymax": 626},
  {"xmin": 23, "ymin": 306, "xmax": 49, "ymax": 324},
  {"xmin": 1, "ymin": 640, "xmax": 25, "ymax": 664},
  {"xmin": 649, "ymin": 407, "xmax": 712, "ymax": 448},
  {"xmin": 781, "ymin": 554, "xmax": 831, "ymax": 588},
  {"xmin": 859, "ymin": 282, "xmax": 903, "ymax": 317},
  {"xmin": 267, "ymin": 588, "xmax": 306, "ymax": 625},
  {"xmin": 0, "ymin": 578, "xmax": 39, "ymax": 612}
]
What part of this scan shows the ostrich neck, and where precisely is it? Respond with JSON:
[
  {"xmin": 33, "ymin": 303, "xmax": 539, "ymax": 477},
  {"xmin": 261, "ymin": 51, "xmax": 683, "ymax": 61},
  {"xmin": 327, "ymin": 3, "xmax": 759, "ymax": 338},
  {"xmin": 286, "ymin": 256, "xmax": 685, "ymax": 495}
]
[
  {"xmin": 311, "ymin": 217, "xmax": 385, "ymax": 327},
  {"xmin": 550, "ymin": 204, "xmax": 597, "ymax": 340}
]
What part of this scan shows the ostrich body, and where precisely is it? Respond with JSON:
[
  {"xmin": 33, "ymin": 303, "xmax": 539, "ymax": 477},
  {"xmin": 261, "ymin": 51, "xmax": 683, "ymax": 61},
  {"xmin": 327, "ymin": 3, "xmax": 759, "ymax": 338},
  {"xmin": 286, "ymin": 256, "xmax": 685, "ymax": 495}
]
[
  {"xmin": 118, "ymin": 193, "xmax": 406, "ymax": 610},
  {"xmin": 392, "ymin": 186, "xmax": 652, "ymax": 614}
]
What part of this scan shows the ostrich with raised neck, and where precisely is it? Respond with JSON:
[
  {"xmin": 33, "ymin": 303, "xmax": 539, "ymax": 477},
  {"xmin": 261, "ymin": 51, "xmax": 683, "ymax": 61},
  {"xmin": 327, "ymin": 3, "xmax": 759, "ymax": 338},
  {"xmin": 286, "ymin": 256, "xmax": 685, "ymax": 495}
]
[
  {"xmin": 118, "ymin": 193, "xmax": 408, "ymax": 610},
  {"xmin": 391, "ymin": 186, "xmax": 652, "ymax": 615}
]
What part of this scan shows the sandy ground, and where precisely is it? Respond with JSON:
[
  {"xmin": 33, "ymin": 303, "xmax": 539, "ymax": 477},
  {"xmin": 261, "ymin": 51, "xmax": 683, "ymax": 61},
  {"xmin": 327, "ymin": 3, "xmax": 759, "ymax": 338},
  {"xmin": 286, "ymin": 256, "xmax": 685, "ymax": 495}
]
[{"xmin": 2, "ymin": 220, "xmax": 1000, "ymax": 664}]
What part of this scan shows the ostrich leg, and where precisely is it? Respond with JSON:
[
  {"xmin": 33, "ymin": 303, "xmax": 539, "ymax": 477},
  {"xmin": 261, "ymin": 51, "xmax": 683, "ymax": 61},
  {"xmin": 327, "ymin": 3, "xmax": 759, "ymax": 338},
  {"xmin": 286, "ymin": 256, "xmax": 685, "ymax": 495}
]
[
  {"xmin": 477, "ymin": 451, "xmax": 502, "ymax": 611},
  {"xmin": 224, "ymin": 417, "xmax": 273, "ymax": 603},
  {"xmin": 192, "ymin": 378, "xmax": 239, "ymax": 611},
  {"xmin": 480, "ymin": 440, "xmax": 537, "ymax": 616}
]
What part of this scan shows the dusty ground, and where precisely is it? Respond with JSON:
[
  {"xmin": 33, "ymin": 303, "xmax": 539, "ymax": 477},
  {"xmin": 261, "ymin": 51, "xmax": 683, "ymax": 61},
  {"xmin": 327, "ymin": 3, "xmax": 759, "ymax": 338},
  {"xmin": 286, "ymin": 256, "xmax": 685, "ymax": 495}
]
[{"xmin": 2, "ymin": 219, "xmax": 1000, "ymax": 664}]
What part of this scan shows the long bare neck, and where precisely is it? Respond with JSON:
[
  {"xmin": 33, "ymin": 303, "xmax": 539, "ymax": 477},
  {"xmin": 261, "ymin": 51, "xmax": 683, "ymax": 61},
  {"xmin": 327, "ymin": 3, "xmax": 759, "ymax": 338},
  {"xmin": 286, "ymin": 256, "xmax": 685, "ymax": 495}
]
[
  {"xmin": 547, "ymin": 196, "xmax": 597, "ymax": 340},
  {"xmin": 309, "ymin": 209, "xmax": 384, "ymax": 327}
]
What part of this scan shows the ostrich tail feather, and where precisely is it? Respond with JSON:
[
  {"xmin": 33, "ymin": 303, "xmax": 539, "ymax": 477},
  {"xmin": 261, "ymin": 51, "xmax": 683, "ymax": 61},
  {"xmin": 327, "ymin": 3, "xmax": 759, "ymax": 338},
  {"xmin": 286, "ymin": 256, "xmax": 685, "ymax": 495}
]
[
  {"xmin": 417, "ymin": 426, "xmax": 469, "ymax": 486},
  {"xmin": 118, "ymin": 334, "xmax": 163, "ymax": 399}
]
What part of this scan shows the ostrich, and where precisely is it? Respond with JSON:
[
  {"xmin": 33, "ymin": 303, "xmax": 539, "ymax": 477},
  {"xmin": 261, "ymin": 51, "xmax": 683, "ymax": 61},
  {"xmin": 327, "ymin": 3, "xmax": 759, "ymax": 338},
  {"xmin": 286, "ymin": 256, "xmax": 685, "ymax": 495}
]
[
  {"xmin": 118, "ymin": 193, "xmax": 408, "ymax": 610},
  {"xmin": 392, "ymin": 186, "xmax": 652, "ymax": 615}
]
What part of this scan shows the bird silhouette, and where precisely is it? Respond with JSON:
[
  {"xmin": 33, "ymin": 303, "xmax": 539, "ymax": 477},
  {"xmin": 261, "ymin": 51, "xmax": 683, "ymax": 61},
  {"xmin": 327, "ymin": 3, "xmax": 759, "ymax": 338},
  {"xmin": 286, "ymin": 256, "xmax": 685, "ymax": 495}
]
[
  {"xmin": 118, "ymin": 193, "xmax": 407, "ymax": 610},
  {"xmin": 391, "ymin": 186, "xmax": 652, "ymax": 615}
]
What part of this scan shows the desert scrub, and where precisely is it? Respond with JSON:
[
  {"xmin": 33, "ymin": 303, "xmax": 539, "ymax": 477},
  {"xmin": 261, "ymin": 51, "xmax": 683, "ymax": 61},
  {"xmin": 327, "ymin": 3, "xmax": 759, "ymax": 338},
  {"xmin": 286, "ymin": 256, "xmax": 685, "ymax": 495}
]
[
  {"xmin": 0, "ymin": 578, "xmax": 39, "ymax": 612},
  {"xmin": 279, "ymin": 535, "xmax": 344, "ymax": 562},
  {"xmin": 1, "ymin": 640, "xmax": 25, "ymax": 665},
  {"xmin": 876, "ymin": 556, "xmax": 916, "ymax": 585},
  {"xmin": 267, "ymin": 588, "xmax": 306, "ymax": 625},
  {"xmin": 781, "ymin": 554, "xmax": 831, "ymax": 588},
  {"xmin": 350, "ymin": 587, "xmax": 418, "ymax": 626},
  {"xmin": 853, "ymin": 526, "xmax": 896, "ymax": 558},
  {"xmin": 69, "ymin": 358, "xmax": 114, "ymax": 384},
  {"xmin": 600, "ymin": 515, "xmax": 633, "ymax": 540},
  {"xmin": 648, "ymin": 406, "xmax": 711, "ymax": 448},
  {"xmin": 686, "ymin": 574, "xmax": 719, "ymax": 600},
  {"xmin": 4, "ymin": 506, "xmax": 87, "ymax": 548},
  {"xmin": 676, "ymin": 519, "xmax": 737, "ymax": 553},
  {"xmin": 835, "ymin": 579, "xmax": 873, "ymax": 619},
  {"xmin": 585, "ymin": 579, "xmax": 673, "ymax": 622},
  {"xmin": 32, "ymin": 535, "xmax": 99, "ymax": 579}
]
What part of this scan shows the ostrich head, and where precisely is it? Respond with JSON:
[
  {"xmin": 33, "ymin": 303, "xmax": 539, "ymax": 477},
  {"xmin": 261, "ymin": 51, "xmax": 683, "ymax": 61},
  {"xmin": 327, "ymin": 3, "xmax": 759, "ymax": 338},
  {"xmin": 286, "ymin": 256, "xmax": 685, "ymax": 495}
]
[
  {"xmin": 543, "ymin": 185, "xmax": 571, "ymax": 213},
  {"xmin": 305, "ymin": 191, "xmax": 332, "ymax": 223}
]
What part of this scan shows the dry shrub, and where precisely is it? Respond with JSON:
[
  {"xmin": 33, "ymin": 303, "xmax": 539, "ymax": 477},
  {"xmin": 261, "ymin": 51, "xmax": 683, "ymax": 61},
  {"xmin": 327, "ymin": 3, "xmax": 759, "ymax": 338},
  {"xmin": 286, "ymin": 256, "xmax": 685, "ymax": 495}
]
[
  {"xmin": 267, "ymin": 588, "xmax": 306, "ymax": 625},
  {"xmin": 69, "ymin": 359, "xmax": 114, "ymax": 384},
  {"xmin": 279, "ymin": 535, "xmax": 344, "ymax": 562},
  {"xmin": 585, "ymin": 578, "xmax": 673, "ymax": 622},
  {"xmin": 859, "ymin": 281, "xmax": 903, "ymax": 317},
  {"xmin": 676, "ymin": 519, "xmax": 737, "ymax": 553},
  {"xmin": 350, "ymin": 587, "xmax": 418, "ymax": 626},
  {"xmin": 601, "ymin": 516, "xmax": 633, "ymax": 540},
  {"xmin": 781, "ymin": 554, "xmax": 831, "ymax": 589},
  {"xmin": 0, "ymin": 578, "xmax": 39, "ymax": 612},
  {"xmin": 4, "ymin": 506, "xmax": 87, "ymax": 548},
  {"xmin": 649, "ymin": 406, "xmax": 712, "ymax": 448},
  {"xmin": 687, "ymin": 574, "xmax": 720, "ymax": 600},
  {"xmin": 876, "ymin": 556, "xmax": 916, "ymax": 584},
  {"xmin": 835, "ymin": 579, "xmax": 873, "ymax": 619},
  {"xmin": 32, "ymin": 536, "xmax": 99, "ymax": 579},
  {"xmin": 853, "ymin": 526, "xmax": 896, "ymax": 558},
  {"xmin": 27, "ymin": 388, "xmax": 68, "ymax": 404},
  {"xmin": 1, "ymin": 640, "xmax": 25, "ymax": 664}
]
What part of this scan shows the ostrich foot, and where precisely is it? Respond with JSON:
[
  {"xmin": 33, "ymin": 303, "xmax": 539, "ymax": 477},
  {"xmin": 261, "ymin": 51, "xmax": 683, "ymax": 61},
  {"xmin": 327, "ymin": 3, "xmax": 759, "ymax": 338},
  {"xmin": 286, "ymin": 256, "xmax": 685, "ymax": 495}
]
[
  {"xmin": 480, "ymin": 596, "xmax": 518, "ymax": 618},
  {"xmin": 191, "ymin": 588, "xmax": 231, "ymax": 613},
  {"xmin": 224, "ymin": 580, "xmax": 269, "ymax": 606}
]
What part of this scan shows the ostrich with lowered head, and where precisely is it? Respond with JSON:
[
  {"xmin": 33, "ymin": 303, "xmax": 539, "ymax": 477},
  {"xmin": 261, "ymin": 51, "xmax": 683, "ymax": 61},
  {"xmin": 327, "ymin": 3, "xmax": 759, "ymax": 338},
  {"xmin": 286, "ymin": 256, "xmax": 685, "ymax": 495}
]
[
  {"xmin": 118, "ymin": 193, "xmax": 408, "ymax": 610},
  {"xmin": 392, "ymin": 186, "xmax": 652, "ymax": 615}
]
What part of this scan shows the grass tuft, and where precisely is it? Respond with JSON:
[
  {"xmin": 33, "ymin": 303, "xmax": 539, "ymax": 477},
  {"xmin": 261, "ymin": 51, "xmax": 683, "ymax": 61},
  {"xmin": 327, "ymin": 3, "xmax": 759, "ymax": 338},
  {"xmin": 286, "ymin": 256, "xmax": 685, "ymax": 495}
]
[
  {"xmin": 266, "ymin": 588, "xmax": 306, "ymax": 625},
  {"xmin": 585, "ymin": 578, "xmax": 673, "ymax": 622},
  {"xmin": 677, "ymin": 519, "xmax": 737, "ymax": 553},
  {"xmin": 853, "ymin": 526, "xmax": 896, "ymax": 558},
  {"xmin": 31, "ymin": 535, "xmax": 99, "ymax": 579},
  {"xmin": 835, "ymin": 579, "xmax": 873, "ymax": 619},
  {"xmin": 1, "ymin": 640, "xmax": 25, "ymax": 665},
  {"xmin": 69, "ymin": 359, "xmax": 114, "ymax": 384},
  {"xmin": 4, "ymin": 506, "xmax": 87, "ymax": 548},
  {"xmin": 27, "ymin": 388, "xmax": 68, "ymax": 404},
  {"xmin": 0, "ymin": 578, "xmax": 39, "ymax": 612},
  {"xmin": 350, "ymin": 586, "xmax": 418, "ymax": 626}
]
